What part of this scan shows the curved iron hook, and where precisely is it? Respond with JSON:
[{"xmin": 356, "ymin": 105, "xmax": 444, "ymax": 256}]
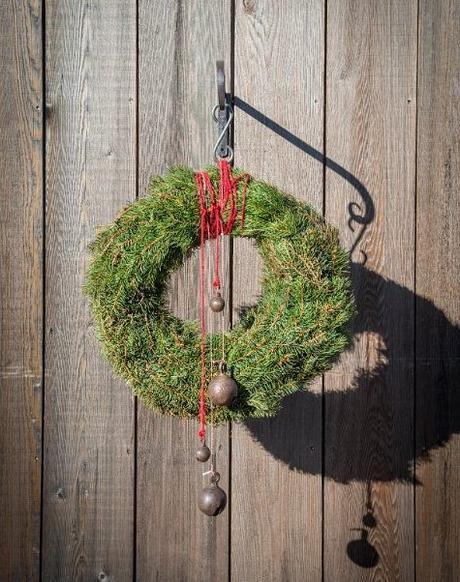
[{"xmin": 213, "ymin": 103, "xmax": 234, "ymax": 162}]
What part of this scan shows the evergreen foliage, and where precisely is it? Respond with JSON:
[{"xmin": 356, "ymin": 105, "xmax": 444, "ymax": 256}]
[{"xmin": 84, "ymin": 166, "xmax": 355, "ymax": 422}]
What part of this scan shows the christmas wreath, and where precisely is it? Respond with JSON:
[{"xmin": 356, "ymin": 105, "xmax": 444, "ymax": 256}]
[{"xmin": 85, "ymin": 165, "xmax": 355, "ymax": 423}]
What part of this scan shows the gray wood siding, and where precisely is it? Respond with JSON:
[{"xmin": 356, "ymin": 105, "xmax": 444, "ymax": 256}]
[{"xmin": 0, "ymin": 1, "xmax": 458, "ymax": 580}]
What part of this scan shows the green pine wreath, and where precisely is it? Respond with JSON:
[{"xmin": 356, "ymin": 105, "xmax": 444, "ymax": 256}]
[{"xmin": 84, "ymin": 166, "xmax": 355, "ymax": 423}]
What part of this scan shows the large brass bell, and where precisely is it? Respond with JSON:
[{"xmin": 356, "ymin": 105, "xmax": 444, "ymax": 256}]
[
  {"xmin": 208, "ymin": 361, "xmax": 237, "ymax": 407},
  {"xmin": 198, "ymin": 472, "xmax": 227, "ymax": 516}
]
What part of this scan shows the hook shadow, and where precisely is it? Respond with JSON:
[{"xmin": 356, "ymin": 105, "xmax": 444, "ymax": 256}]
[{"xmin": 234, "ymin": 96, "xmax": 374, "ymax": 259}]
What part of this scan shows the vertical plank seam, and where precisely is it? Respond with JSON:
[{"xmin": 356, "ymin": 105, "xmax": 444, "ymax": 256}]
[
  {"xmin": 321, "ymin": 1, "xmax": 328, "ymax": 580},
  {"xmin": 413, "ymin": 0, "xmax": 421, "ymax": 580},
  {"xmin": 39, "ymin": 0, "xmax": 47, "ymax": 578},
  {"xmin": 228, "ymin": 3, "xmax": 236, "ymax": 580},
  {"xmin": 133, "ymin": 0, "xmax": 140, "ymax": 579}
]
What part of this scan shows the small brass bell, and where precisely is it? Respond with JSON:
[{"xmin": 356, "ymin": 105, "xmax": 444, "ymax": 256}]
[
  {"xmin": 208, "ymin": 362, "xmax": 237, "ymax": 407},
  {"xmin": 209, "ymin": 292, "xmax": 225, "ymax": 313},
  {"xmin": 196, "ymin": 444, "xmax": 211, "ymax": 462},
  {"xmin": 198, "ymin": 472, "xmax": 227, "ymax": 516}
]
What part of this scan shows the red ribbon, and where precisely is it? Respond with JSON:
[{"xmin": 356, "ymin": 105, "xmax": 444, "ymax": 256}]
[{"xmin": 194, "ymin": 160, "xmax": 249, "ymax": 441}]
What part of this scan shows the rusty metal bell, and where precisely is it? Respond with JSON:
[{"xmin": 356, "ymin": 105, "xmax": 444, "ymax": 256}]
[
  {"xmin": 198, "ymin": 473, "xmax": 227, "ymax": 516},
  {"xmin": 208, "ymin": 363, "xmax": 237, "ymax": 407},
  {"xmin": 209, "ymin": 292, "xmax": 225, "ymax": 312},
  {"xmin": 196, "ymin": 444, "xmax": 211, "ymax": 462}
]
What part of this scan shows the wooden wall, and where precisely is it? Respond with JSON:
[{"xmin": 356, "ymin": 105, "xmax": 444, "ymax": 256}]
[{"xmin": 0, "ymin": 1, "xmax": 458, "ymax": 581}]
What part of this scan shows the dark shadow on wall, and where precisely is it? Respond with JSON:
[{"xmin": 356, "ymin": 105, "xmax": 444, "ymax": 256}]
[
  {"xmin": 244, "ymin": 262, "xmax": 460, "ymax": 482},
  {"xmin": 234, "ymin": 96, "xmax": 460, "ymax": 484},
  {"xmin": 234, "ymin": 98, "xmax": 459, "ymax": 568},
  {"xmin": 347, "ymin": 529, "xmax": 379, "ymax": 569}
]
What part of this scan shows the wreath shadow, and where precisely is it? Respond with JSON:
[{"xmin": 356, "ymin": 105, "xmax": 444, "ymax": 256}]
[
  {"xmin": 244, "ymin": 261, "xmax": 460, "ymax": 483},
  {"xmin": 235, "ymin": 96, "xmax": 460, "ymax": 485}
]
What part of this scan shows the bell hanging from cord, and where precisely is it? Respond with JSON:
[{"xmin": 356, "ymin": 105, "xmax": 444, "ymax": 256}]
[
  {"xmin": 198, "ymin": 472, "xmax": 227, "ymax": 516},
  {"xmin": 208, "ymin": 361, "xmax": 238, "ymax": 407}
]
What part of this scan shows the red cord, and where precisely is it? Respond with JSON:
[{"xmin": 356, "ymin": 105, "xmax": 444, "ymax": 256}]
[{"xmin": 194, "ymin": 161, "xmax": 250, "ymax": 441}]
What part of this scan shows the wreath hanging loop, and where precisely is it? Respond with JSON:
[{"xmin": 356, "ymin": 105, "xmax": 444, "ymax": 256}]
[{"xmin": 85, "ymin": 165, "xmax": 355, "ymax": 424}]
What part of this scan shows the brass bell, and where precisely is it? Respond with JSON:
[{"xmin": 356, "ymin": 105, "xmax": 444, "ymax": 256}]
[
  {"xmin": 209, "ymin": 292, "xmax": 225, "ymax": 312},
  {"xmin": 208, "ymin": 362, "xmax": 237, "ymax": 407},
  {"xmin": 198, "ymin": 472, "xmax": 227, "ymax": 516},
  {"xmin": 196, "ymin": 444, "xmax": 211, "ymax": 462}
]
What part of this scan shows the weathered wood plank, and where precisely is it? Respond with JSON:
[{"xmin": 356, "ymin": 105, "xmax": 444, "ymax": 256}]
[
  {"xmin": 137, "ymin": 2, "xmax": 231, "ymax": 580},
  {"xmin": 416, "ymin": 1, "xmax": 460, "ymax": 580},
  {"xmin": 0, "ymin": 1, "xmax": 43, "ymax": 580},
  {"xmin": 42, "ymin": 2, "xmax": 136, "ymax": 580},
  {"xmin": 232, "ymin": 1, "xmax": 325, "ymax": 580},
  {"xmin": 324, "ymin": 1, "xmax": 417, "ymax": 580}
]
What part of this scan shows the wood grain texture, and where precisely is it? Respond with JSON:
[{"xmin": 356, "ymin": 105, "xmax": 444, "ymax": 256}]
[
  {"xmin": 416, "ymin": 1, "xmax": 460, "ymax": 580},
  {"xmin": 232, "ymin": 1, "xmax": 325, "ymax": 580},
  {"xmin": 1, "ymin": 1, "xmax": 459, "ymax": 579},
  {"xmin": 0, "ymin": 1, "xmax": 43, "ymax": 580},
  {"xmin": 137, "ymin": 2, "xmax": 231, "ymax": 580},
  {"xmin": 324, "ymin": 1, "xmax": 417, "ymax": 580},
  {"xmin": 42, "ymin": 1, "xmax": 136, "ymax": 580}
]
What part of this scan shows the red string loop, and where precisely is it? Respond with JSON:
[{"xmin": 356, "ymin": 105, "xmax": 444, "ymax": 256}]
[{"xmin": 194, "ymin": 161, "xmax": 250, "ymax": 441}]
